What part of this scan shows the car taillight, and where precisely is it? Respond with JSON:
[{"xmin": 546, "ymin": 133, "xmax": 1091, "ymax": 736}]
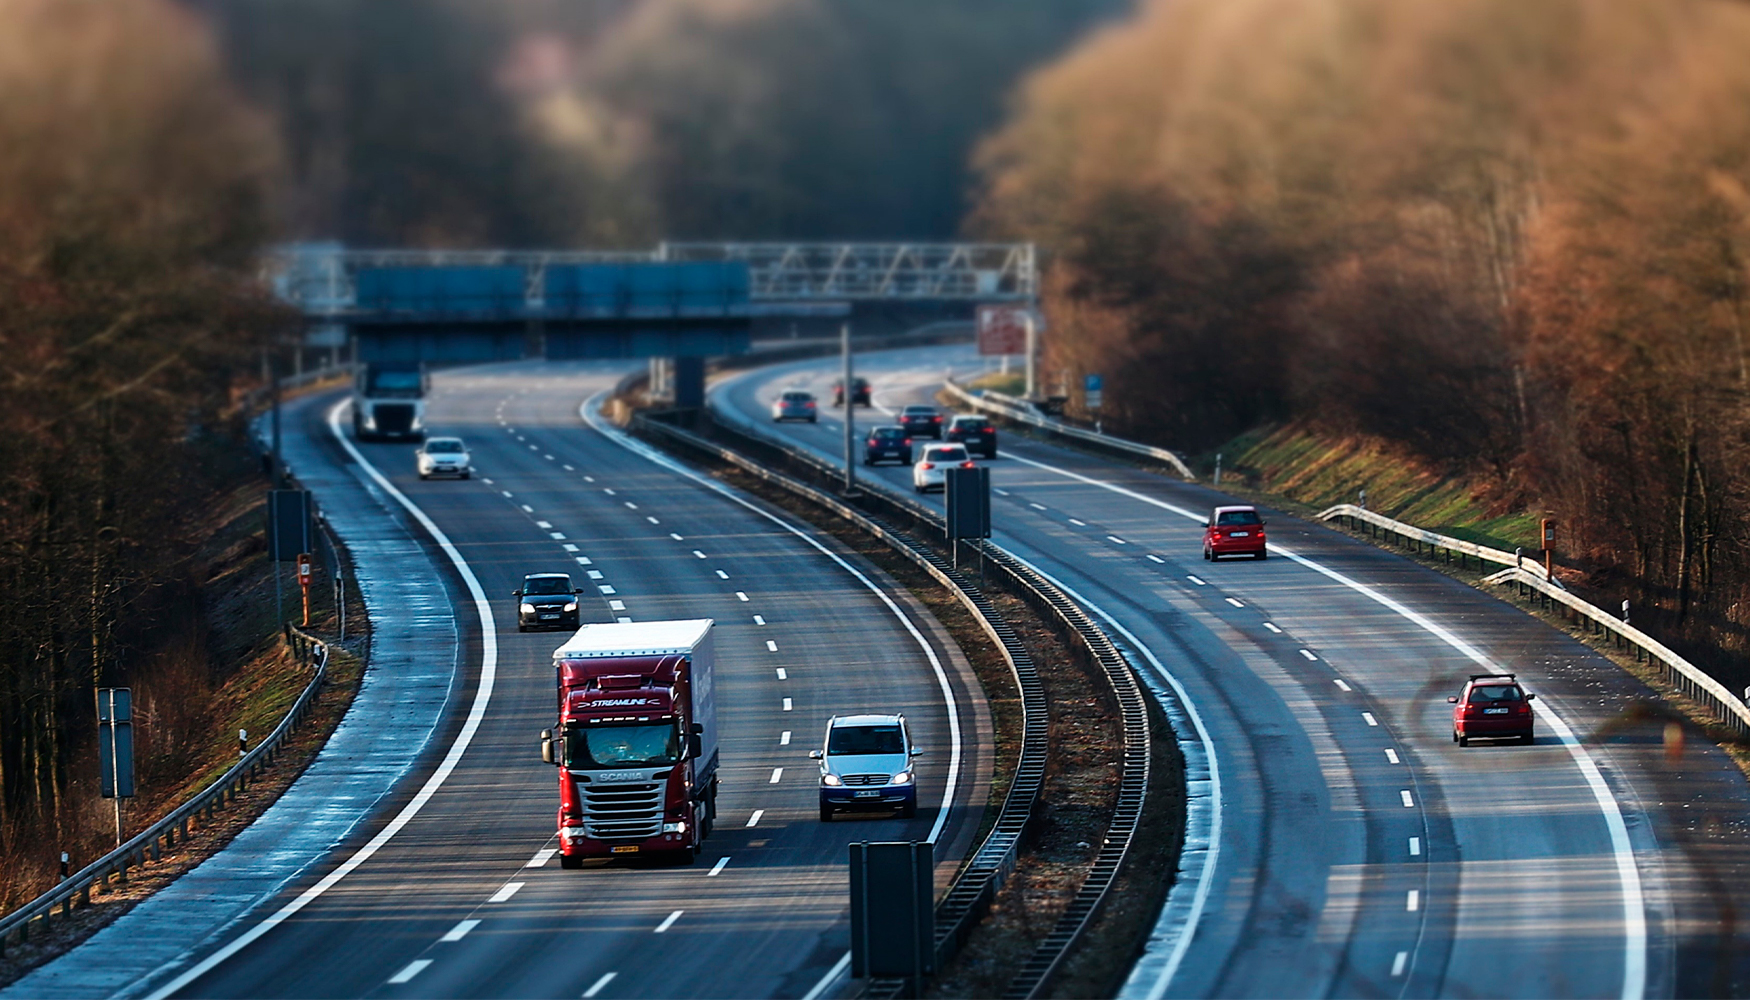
[
  {"xmin": 932, "ymin": 416, "xmax": 941, "ymax": 422},
  {"xmin": 805, "ymin": 401, "xmax": 815, "ymax": 408},
  {"xmin": 961, "ymin": 461, "xmax": 976, "ymax": 468},
  {"xmin": 903, "ymin": 438, "xmax": 912, "ymax": 445},
  {"xmin": 921, "ymin": 462, "xmax": 935, "ymax": 470}
]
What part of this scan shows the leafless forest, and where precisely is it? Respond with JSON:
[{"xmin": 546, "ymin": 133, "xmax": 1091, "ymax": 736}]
[{"xmin": 974, "ymin": 0, "xmax": 1750, "ymax": 682}]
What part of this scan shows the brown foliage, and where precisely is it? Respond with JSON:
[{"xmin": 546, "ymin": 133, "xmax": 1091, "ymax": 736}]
[
  {"xmin": 975, "ymin": 0, "xmax": 1750, "ymax": 684},
  {"xmin": 0, "ymin": 0, "xmax": 283, "ymax": 888}
]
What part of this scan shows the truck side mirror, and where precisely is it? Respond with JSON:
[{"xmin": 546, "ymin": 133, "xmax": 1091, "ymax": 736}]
[
  {"xmin": 687, "ymin": 733, "xmax": 703, "ymax": 759},
  {"xmin": 1447, "ymin": 696, "xmax": 1459, "ymax": 703},
  {"xmin": 540, "ymin": 729, "xmax": 556, "ymax": 765},
  {"xmin": 808, "ymin": 749, "xmax": 823, "ymax": 760},
  {"xmin": 691, "ymin": 722, "xmax": 704, "ymax": 735}
]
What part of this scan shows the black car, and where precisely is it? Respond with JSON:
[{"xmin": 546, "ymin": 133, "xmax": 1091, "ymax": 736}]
[
  {"xmin": 863, "ymin": 426, "xmax": 914, "ymax": 466},
  {"xmin": 515, "ymin": 573, "xmax": 582, "ymax": 632},
  {"xmin": 833, "ymin": 377, "xmax": 872, "ymax": 407},
  {"xmin": 898, "ymin": 405, "xmax": 942, "ymax": 439},
  {"xmin": 945, "ymin": 415, "xmax": 998, "ymax": 458}
]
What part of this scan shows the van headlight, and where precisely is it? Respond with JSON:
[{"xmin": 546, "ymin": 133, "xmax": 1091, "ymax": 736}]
[
  {"xmin": 890, "ymin": 771, "xmax": 913, "ymax": 786},
  {"xmin": 821, "ymin": 773, "xmax": 843, "ymax": 786}
]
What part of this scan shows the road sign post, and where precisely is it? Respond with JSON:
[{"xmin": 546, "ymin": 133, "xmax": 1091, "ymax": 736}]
[
  {"xmin": 849, "ymin": 841, "xmax": 934, "ymax": 982},
  {"xmin": 297, "ymin": 552, "xmax": 313, "ymax": 626},
  {"xmin": 945, "ymin": 466, "xmax": 991, "ymax": 580},
  {"xmin": 98, "ymin": 688, "xmax": 135, "ymax": 847},
  {"xmin": 269, "ymin": 490, "xmax": 313, "ymax": 627},
  {"xmin": 1085, "ymin": 373, "xmax": 1104, "ymax": 434},
  {"xmin": 841, "ymin": 323, "xmax": 856, "ymax": 495}
]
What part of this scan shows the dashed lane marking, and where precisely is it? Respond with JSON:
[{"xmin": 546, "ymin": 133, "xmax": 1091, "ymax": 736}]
[
  {"xmin": 387, "ymin": 960, "xmax": 431, "ymax": 985},
  {"xmin": 746, "ymin": 810, "xmax": 764, "ymax": 828},
  {"xmin": 782, "ymin": 698, "xmax": 793, "ymax": 711},
  {"xmin": 440, "ymin": 919, "xmax": 479, "ymax": 942},
  {"xmin": 654, "ymin": 910, "xmax": 683, "ymax": 933},
  {"xmin": 1363, "ymin": 712, "xmax": 1379, "ymax": 727},
  {"xmin": 1145, "ymin": 554, "xmax": 1164, "ymax": 564},
  {"xmin": 526, "ymin": 848, "xmax": 557, "ymax": 867},
  {"xmin": 1262, "ymin": 622, "xmax": 1282, "ymax": 633},
  {"xmin": 716, "ymin": 569, "xmax": 730, "ymax": 580},
  {"xmin": 1385, "ymin": 749, "xmax": 1400, "ymax": 764},
  {"xmin": 769, "ymin": 768, "xmax": 783, "ymax": 783},
  {"xmin": 1068, "ymin": 518, "xmax": 1088, "ymax": 526},
  {"xmin": 488, "ymin": 882, "xmax": 524, "ymax": 903},
  {"xmin": 780, "ymin": 731, "xmax": 791, "ymax": 745},
  {"xmin": 1333, "ymin": 679, "xmax": 1351, "ymax": 691},
  {"xmin": 1226, "ymin": 597, "xmax": 1245, "ymax": 608},
  {"xmin": 1400, "ymin": 790, "xmax": 1415, "ymax": 808},
  {"xmin": 1187, "ymin": 575, "xmax": 1206, "ymax": 586},
  {"xmin": 1299, "ymin": 649, "xmax": 1318, "ymax": 661},
  {"xmin": 736, "ymin": 592, "xmax": 749, "ymax": 602},
  {"xmin": 708, "ymin": 857, "xmax": 730, "ymax": 877},
  {"xmin": 583, "ymin": 973, "xmax": 617, "ymax": 998}
]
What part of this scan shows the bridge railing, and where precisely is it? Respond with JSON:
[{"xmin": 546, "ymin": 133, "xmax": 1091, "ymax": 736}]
[{"xmin": 941, "ymin": 380, "xmax": 1194, "ymax": 480}]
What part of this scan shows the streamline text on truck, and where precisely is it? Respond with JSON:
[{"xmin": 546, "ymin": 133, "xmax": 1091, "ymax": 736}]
[
  {"xmin": 541, "ymin": 620, "xmax": 719, "ymax": 867},
  {"xmin": 351, "ymin": 362, "xmax": 428, "ymax": 441}
]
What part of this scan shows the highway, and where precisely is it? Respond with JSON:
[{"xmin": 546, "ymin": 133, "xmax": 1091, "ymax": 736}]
[
  {"xmin": 148, "ymin": 361, "xmax": 988, "ymax": 999},
  {"xmin": 714, "ymin": 344, "xmax": 1750, "ymax": 1000}
]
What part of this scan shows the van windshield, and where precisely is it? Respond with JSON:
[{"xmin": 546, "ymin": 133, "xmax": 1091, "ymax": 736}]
[
  {"xmin": 566, "ymin": 723, "xmax": 679, "ymax": 767},
  {"xmin": 828, "ymin": 724, "xmax": 904, "ymax": 755}
]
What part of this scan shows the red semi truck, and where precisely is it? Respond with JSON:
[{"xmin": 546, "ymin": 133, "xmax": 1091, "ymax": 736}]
[{"xmin": 541, "ymin": 619, "xmax": 719, "ymax": 867}]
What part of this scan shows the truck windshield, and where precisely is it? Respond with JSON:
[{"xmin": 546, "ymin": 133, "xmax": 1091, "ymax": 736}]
[
  {"xmin": 567, "ymin": 724, "xmax": 679, "ymax": 767},
  {"xmin": 366, "ymin": 371, "xmax": 423, "ymax": 395},
  {"xmin": 828, "ymin": 724, "xmax": 904, "ymax": 755}
]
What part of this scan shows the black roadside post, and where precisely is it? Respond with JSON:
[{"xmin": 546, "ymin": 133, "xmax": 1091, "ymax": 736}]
[
  {"xmin": 849, "ymin": 841, "xmax": 935, "ymax": 988},
  {"xmin": 842, "ymin": 323, "xmax": 856, "ymax": 495},
  {"xmin": 945, "ymin": 466, "xmax": 991, "ymax": 576}
]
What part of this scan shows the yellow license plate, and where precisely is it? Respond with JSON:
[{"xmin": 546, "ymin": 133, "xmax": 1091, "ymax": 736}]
[{"xmin": 611, "ymin": 845, "xmax": 640, "ymax": 854}]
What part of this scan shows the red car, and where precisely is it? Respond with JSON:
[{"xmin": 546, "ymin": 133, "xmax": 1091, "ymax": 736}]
[
  {"xmin": 1449, "ymin": 673, "xmax": 1537, "ymax": 745},
  {"xmin": 1203, "ymin": 505, "xmax": 1267, "ymax": 560}
]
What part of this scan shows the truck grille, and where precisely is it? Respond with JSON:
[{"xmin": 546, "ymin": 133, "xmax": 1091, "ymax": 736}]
[
  {"xmin": 375, "ymin": 403, "xmax": 415, "ymax": 433},
  {"xmin": 841, "ymin": 774, "xmax": 889, "ymax": 786},
  {"xmin": 581, "ymin": 781, "xmax": 664, "ymax": 839}
]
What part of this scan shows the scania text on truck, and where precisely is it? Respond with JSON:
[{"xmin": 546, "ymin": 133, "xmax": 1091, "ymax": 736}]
[
  {"xmin": 540, "ymin": 620, "xmax": 719, "ymax": 867},
  {"xmin": 351, "ymin": 362, "xmax": 428, "ymax": 441}
]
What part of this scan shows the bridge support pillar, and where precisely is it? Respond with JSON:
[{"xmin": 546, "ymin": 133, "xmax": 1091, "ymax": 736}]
[{"xmin": 673, "ymin": 357, "xmax": 706, "ymax": 409}]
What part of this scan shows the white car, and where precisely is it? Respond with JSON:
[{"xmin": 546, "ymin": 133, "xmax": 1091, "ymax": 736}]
[
  {"xmin": 416, "ymin": 437, "xmax": 471, "ymax": 479},
  {"xmin": 912, "ymin": 443, "xmax": 972, "ymax": 492}
]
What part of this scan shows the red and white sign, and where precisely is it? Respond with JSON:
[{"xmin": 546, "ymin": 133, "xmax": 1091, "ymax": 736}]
[{"xmin": 976, "ymin": 305, "xmax": 1029, "ymax": 356}]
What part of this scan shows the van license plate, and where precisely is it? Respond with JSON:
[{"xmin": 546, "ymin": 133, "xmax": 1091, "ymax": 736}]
[
  {"xmin": 1483, "ymin": 707, "xmax": 1509, "ymax": 714},
  {"xmin": 611, "ymin": 845, "xmax": 640, "ymax": 853},
  {"xmin": 854, "ymin": 790, "xmax": 880, "ymax": 798}
]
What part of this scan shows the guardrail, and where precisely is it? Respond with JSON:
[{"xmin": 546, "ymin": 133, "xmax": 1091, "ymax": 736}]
[
  {"xmin": 627, "ymin": 413, "xmax": 1050, "ymax": 988},
  {"xmin": 941, "ymin": 380, "xmax": 1195, "ymax": 480},
  {"xmin": 1483, "ymin": 567, "xmax": 1750, "ymax": 735},
  {"xmin": 659, "ymin": 407, "xmax": 1151, "ymax": 999},
  {"xmin": 1317, "ymin": 504, "xmax": 1558, "ymax": 585},
  {"xmin": 0, "ymin": 627, "xmax": 330, "ymax": 957}
]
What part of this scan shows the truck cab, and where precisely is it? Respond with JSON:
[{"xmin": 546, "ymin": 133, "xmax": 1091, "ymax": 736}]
[
  {"xmin": 542, "ymin": 620, "xmax": 718, "ymax": 867},
  {"xmin": 352, "ymin": 363, "xmax": 429, "ymax": 441}
]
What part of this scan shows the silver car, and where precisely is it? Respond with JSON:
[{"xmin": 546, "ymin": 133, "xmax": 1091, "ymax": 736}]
[
  {"xmin": 416, "ymin": 437, "xmax": 471, "ymax": 479},
  {"xmin": 811, "ymin": 714, "xmax": 920, "ymax": 820},
  {"xmin": 772, "ymin": 390, "xmax": 818, "ymax": 423}
]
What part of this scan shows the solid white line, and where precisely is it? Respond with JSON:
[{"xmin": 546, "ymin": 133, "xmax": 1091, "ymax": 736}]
[
  {"xmin": 488, "ymin": 882, "xmax": 525, "ymax": 903},
  {"xmin": 1385, "ymin": 748, "xmax": 1400, "ymax": 764},
  {"xmin": 746, "ymin": 810, "xmax": 764, "ymax": 827},
  {"xmin": 1392, "ymin": 951, "xmax": 1408, "ymax": 977},
  {"xmin": 654, "ymin": 910, "xmax": 683, "ymax": 933},
  {"xmin": 440, "ymin": 919, "xmax": 480, "ymax": 942},
  {"xmin": 583, "ymin": 972, "xmax": 617, "ymax": 998},
  {"xmin": 1186, "ymin": 575, "xmax": 1206, "ymax": 586},
  {"xmin": 1400, "ymin": 790, "xmax": 1415, "ymax": 808},
  {"xmin": 708, "ymin": 856, "xmax": 731, "ymax": 876},
  {"xmin": 1410, "ymin": 836, "xmax": 1421, "ymax": 856},
  {"xmin": 802, "ymin": 952, "xmax": 853, "ymax": 1000},
  {"xmin": 1262, "ymin": 622, "xmax": 1281, "ymax": 633},
  {"xmin": 1407, "ymin": 889, "xmax": 1420, "ymax": 912},
  {"xmin": 766, "ymin": 639, "xmax": 778, "ymax": 652},
  {"xmin": 140, "ymin": 401, "xmax": 503, "ymax": 1000},
  {"xmin": 1226, "ymin": 597, "xmax": 1245, "ymax": 608},
  {"xmin": 387, "ymin": 960, "xmax": 432, "ymax": 984},
  {"xmin": 1363, "ymin": 712, "xmax": 1379, "ymax": 727},
  {"xmin": 770, "ymin": 768, "xmax": 783, "ymax": 783},
  {"xmin": 527, "ymin": 848, "xmax": 558, "ymax": 867},
  {"xmin": 782, "ymin": 698, "xmax": 793, "ymax": 711},
  {"xmin": 780, "ymin": 731, "xmax": 791, "ymax": 745},
  {"xmin": 736, "ymin": 591, "xmax": 749, "ymax": 602},
  {"xmin": 1333, "ymin": 679, "xmax": 1351, "ymax": 691},
  {"xmin": 716, "ymin": 569, "xmax": 730, "ymax": 579},
  {"xmin": 1299, "ymin": 649, "xmax": 1318, "ymax": 661},
  {"xmin": 1146, "ymin": 554, "xmax": 1164, "ymax": 564}
]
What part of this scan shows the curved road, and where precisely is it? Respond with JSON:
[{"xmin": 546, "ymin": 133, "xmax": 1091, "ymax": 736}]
[
  {"xmin": 158, "ymin": 361, "xmax": 989, "ymax": 999},
  {"xmin": 715, "ymin": 344, "xmax": 1750, "ymax": 1000}
]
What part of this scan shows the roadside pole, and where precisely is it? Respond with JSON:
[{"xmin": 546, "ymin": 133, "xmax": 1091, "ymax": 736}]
[
  {"xmin": 1023, "ymin": 312, "xmax": 1037, "ymax": 400},
  {"xmin": 842, "ymin": 323, "xmax": 856, "ymax": 494}
]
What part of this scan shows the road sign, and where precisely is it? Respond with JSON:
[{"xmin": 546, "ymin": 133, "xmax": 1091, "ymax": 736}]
[
  {"xmin": 1085, "ymin": 373, "xmax": 1104, "ymax": 410},
  {"xmin": 850, "ymin": 841, "xmax": 934, "ymax": 979},
  {"xmin": 945, "ymin": 467, "xmax": 991, "ymax": 542},
  {"xmin": 976, "ymin": 304, "xmax": 1029, "ymax": 356},
  {"xmin": 98, "ymin": 688, "xmax": 135, "ymax": 799},
  {"xmin": 268, "ymin": 490, "xmax": 313, "ymax": 562}
]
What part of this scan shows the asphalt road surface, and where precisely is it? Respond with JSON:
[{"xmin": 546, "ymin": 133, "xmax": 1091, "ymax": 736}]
[
  {"xmin": 716, "ymin": 344, "xmax": 1750, "ymax": 1000},
  {"xmin": 161, "ymin": 361, "xmax": 988, "ymax": 1000}
]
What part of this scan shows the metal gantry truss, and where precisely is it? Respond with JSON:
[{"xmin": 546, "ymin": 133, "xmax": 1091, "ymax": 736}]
[{"xmin": 264, "ymin": 241, "xmax": 1036, "ymax": 316}]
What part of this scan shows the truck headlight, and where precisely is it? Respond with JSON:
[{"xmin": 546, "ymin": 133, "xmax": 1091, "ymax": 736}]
[
  {"xmin": 662, "ymin": 821, "xmax": 687, "ymax": 834},
  {"xmin": 890, "ymin": 771, "xmax": 913, "ymax": 786},
  {"xmin": 821, "ymin": 773, "xmax": 843, "ymax": 786},
  {"xmin": 520, "ymin": 603, "xmax": 536, "ymax": 614}
]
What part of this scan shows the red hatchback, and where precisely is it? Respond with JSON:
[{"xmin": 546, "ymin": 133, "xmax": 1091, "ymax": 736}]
[
  {"xmin": 1449, "ymin": 673, "xmax": 1537, "ymax": 745},
  {"xmin": 1203, "ymin": 506, "xmax": 1267, "ymax": 560}
]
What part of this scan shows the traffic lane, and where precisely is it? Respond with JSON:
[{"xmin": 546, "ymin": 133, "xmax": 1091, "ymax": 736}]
[
  {"xmin": 374, "ymin": 367, "xmax": 979, "ymax": 999},
  {"xmin": 714, "ymin": 358, "xmax": 1648, "ymax": 998}
]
